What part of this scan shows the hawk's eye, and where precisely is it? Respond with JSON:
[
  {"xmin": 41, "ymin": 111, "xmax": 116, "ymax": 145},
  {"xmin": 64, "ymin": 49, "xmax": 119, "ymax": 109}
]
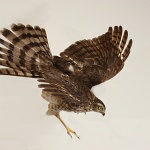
[{"xmin": 98, "ymin": 106, "xmax": 103, "ymax": 110}]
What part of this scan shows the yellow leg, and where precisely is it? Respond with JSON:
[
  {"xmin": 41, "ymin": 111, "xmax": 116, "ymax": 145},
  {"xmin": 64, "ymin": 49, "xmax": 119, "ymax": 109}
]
[{"xmin": 55, "ymin": 113, "xmax": 79, "ymax": 139}]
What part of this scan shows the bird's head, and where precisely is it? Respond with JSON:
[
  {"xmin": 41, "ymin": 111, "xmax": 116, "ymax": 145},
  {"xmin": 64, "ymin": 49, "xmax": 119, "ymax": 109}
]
[{"xmin": 91, "ymin": 97, "xmax": 106, "ymax": 116}]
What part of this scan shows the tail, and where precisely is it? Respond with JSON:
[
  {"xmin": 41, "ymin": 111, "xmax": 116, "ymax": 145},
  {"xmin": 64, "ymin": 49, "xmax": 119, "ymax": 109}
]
[{"xmin": 0, "ymin": 23, "xmax": 52, "ymax": 78}]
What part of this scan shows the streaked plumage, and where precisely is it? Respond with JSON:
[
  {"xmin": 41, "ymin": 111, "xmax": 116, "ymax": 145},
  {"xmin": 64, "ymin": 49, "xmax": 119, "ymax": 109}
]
[{"xmin": 0, "ymin": 24, "xmax": 132, "ymax": 138}]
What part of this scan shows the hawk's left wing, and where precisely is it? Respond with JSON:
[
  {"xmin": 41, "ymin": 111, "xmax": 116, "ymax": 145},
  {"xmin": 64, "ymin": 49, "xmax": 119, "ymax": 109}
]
[
  {"xmin": 38, "ymin": 62, "xmax": 92, "ymax": 111},
  {"xmin": 54, "ymin": 26, "xmax": 132, "ymax": 89}
]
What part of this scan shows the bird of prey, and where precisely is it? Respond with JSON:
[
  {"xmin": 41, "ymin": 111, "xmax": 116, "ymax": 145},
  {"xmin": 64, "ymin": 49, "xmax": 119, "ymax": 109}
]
[{"xmin": 0, "ymin": 24, "xmax": 132, "ymax": 138}]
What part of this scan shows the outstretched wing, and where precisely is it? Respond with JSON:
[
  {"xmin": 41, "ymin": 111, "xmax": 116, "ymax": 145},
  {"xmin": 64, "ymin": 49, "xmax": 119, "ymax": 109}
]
[{"xmin": 54, "ymin": 26, "xmax": 132, "ymax": 89}]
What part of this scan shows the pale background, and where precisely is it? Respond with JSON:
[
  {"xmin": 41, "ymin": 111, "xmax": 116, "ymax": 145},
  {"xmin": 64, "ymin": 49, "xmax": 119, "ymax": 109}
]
[{"xmin": 0, "ymin": 0, "xmax": 149, "ymax": 150}]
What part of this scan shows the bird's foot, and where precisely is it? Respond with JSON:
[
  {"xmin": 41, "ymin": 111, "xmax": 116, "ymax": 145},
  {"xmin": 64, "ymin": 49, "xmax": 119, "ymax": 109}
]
[
  {"xmin": 67, "ymin": 127, "xmax": 80, "ymax": 139},
  {"xmin": 55, "ymin": 113, "xmax": 80, "ymax": 139}
]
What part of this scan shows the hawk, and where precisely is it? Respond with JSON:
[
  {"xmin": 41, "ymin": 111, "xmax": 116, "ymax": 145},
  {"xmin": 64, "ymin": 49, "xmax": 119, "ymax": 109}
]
[{"xmin": 0, "ymin": 24, "xmax": 132, "ymax": 138}]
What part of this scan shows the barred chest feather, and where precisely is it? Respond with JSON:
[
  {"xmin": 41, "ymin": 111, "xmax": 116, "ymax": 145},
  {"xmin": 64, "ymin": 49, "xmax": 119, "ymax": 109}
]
[{"xmin": 42, "ymin": 90, "xmax": 92, "ymax": 115}]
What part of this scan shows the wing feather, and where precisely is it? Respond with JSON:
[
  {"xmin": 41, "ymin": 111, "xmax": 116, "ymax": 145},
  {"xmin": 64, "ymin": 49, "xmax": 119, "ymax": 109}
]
[
  {"xmin": 57, "ymin": 26, "xmax": 132, "ymax": 88},
  {"xmin": 37, "ymin": 62, "xmax": 93, "ymax": 110}
]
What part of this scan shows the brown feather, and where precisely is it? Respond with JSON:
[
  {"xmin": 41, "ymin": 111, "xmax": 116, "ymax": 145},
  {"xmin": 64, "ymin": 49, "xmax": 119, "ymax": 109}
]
[
  {"xmin": 0, "ymin": 24, "xmax": 52, "ymax": 78},
  {"xmin": 59, "ymin": 26, "xmax": 132, "ymax": 87}
]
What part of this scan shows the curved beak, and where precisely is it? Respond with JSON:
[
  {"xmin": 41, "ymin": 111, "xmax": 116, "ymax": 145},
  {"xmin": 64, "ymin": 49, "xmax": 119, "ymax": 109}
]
[{"xmin": 102, "ymin": 112, "xmax": 105, "ymax": 116}]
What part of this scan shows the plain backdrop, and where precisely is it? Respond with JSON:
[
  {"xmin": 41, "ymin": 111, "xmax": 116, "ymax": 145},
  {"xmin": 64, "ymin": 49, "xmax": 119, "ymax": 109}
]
[{"xmin": 0, "ymin": 0, "xmax": 150, "ymax": 150}]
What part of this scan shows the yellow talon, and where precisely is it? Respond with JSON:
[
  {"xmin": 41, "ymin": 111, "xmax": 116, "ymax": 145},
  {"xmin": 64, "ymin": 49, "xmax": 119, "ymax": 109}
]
[
  {"xmin": 66, "ymin": 127, "xmax": 80, "ymax": 139},
  {"xmin": 55, "ymin": 113, "xmax": 80, "ymax": 139}
]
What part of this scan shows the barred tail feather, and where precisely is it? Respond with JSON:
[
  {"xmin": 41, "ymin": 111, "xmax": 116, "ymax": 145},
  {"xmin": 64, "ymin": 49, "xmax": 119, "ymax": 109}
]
[{"xmin": 0, "ymin": 24, "xmax": 52, "ymax": 78}]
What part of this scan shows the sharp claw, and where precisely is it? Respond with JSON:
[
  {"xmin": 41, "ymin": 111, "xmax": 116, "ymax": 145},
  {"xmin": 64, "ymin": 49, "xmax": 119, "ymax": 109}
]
[
  {"xmin": 67, "ymin": 129, "xmax": 79, "ymax": 139},
  {"xmin": 74, "ymin": 133, "xmax": 79, "ymax": 139},
  {"xmin": 67, "ymin": 131, "xmax": 72, "ymax": 138}
]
